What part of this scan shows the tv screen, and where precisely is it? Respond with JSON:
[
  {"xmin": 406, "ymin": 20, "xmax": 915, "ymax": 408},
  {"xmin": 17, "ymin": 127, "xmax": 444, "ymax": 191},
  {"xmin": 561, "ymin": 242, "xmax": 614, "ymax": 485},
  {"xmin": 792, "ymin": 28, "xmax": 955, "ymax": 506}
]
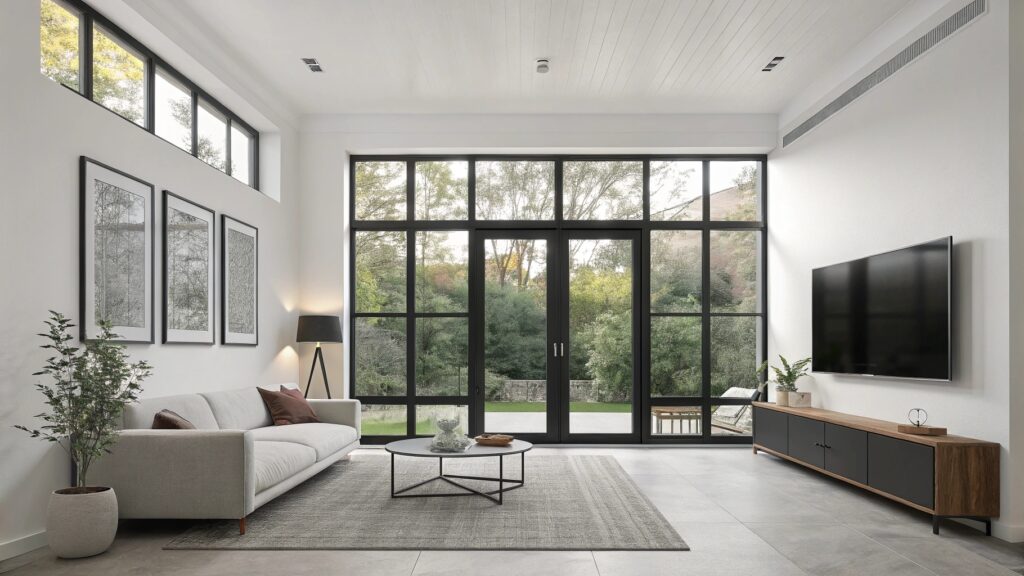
[{"xmin": 812, "ymin": 237, "xmax": 951, "ymax": 380}]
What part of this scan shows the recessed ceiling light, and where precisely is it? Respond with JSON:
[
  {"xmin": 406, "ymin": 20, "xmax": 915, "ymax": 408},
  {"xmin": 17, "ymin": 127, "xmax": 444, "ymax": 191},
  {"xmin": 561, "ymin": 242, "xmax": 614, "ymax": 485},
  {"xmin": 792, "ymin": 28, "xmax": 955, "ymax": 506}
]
[
  {"xmin": 761, "ymin": 56, "xmax": 784, "ymax": 72},
  {"xmin": 302, "ymin": 57, "xmax": 324, "ymax": 73},
  {"xmin": 536, "ymin": 58, "xmax": 550, "ymax": 74}
]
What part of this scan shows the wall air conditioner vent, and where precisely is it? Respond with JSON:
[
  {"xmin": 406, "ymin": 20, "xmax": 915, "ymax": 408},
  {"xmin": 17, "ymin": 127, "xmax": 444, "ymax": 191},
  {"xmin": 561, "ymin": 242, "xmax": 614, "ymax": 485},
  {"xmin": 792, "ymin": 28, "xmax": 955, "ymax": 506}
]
[
  {"xmin": 782, "ymin": 0, "xmax": 986, "ymax": 148},
  {"xmin": 302, "ymin": 58, "xmax": 324, "ymax": 73}
]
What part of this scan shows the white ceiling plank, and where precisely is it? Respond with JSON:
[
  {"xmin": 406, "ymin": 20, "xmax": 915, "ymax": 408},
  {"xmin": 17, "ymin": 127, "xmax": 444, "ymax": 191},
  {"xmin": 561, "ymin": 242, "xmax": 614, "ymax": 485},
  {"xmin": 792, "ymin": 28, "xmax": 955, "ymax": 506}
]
[{"xmin": 668, "ymin": 0, "xmax": 758, "ymax": 93}]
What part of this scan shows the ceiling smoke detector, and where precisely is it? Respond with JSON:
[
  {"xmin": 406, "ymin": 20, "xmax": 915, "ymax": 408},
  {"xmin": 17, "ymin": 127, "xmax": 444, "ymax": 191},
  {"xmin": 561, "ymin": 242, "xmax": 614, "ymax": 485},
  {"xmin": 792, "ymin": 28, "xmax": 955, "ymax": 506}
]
[
  {"xmin": 761, "ymin": 56, "xmax": 784, "ymax": 72},
  {"xmin": 536, "ymin": 58, "xmax": 550, "ymax": 74},
  {"xmin": 302, "ymin": 57, "xmax": 324, "ymax": 73}
]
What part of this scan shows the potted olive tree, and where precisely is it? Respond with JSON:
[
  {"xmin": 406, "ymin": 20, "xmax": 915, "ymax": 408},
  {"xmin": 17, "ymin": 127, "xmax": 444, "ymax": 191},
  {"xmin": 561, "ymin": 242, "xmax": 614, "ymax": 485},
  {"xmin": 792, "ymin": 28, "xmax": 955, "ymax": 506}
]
[
  {"xmin": 756, "ymin": 356, "xmax": 811, "ymax": 407},
  {"xmin": 16, "ymin": 312, "xmax": 150, "ymax": 558}
]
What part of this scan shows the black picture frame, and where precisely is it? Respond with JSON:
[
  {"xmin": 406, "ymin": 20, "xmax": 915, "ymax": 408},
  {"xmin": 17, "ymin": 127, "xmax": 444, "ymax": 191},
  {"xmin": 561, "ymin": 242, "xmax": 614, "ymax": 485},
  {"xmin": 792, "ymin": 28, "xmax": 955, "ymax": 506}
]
[
  {"xmin": 162, "ymin": 191, "xmax": 216, "ymax": 344},
  {"xmin": 80, "ymin": 156, "xmax": 155, "ymax": 343},
  {"xmin": 221, "ymin": 214, "xmax": 258, "ymax": 346}
]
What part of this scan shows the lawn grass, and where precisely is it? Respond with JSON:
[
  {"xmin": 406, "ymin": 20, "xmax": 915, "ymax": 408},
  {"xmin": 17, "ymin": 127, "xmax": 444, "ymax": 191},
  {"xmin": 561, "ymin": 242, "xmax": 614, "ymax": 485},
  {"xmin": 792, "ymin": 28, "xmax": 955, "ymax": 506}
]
[
  {"xmin": 485, "ymin": 402, "xmax": 631, "ymax": 413},
  {"xmin": 361, "ymin": 402, "xmax": 631, "ymax": 436}
]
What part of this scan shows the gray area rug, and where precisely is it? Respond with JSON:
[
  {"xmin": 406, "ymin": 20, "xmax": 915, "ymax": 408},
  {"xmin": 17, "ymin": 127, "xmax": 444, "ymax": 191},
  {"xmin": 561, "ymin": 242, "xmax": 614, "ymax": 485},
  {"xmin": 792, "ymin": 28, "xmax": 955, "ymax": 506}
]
[{"xmin": 166, "ymin": 454, "xmax": 687, "ymax": 551}]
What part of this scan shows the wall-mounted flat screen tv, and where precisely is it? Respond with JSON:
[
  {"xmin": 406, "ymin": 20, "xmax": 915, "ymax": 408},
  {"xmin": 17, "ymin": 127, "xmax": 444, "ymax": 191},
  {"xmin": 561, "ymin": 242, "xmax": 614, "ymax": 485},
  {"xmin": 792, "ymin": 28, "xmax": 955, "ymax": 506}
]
[{"xmin": 812, "ymin": 237, "xmax": 951, "ymax": 380}]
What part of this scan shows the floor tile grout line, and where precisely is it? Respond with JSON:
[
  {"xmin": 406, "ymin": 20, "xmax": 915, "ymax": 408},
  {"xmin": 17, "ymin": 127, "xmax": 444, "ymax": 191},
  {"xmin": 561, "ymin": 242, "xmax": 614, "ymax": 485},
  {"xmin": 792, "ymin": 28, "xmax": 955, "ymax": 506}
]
[
  {"xmin": 840, "ymin": 522, "xmax": 944, "ymax": 576},
  {"xmin": 840, "ymin": 519, "xmax": 1021, "ymax": 576},
  {"xmin": 590, "ymin": 550, "xmax": 603, "ymax": 576},
  {"xmin": 409, "ymin": 550, "xmax": 422, "ymax": 576}
]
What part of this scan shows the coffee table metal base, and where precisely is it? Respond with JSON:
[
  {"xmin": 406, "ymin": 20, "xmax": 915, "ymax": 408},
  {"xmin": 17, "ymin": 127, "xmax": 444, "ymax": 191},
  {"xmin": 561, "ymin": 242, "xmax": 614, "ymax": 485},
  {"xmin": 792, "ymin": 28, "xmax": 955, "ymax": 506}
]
[{"xmin": 390, "ymin": 452, "xmax": 525, "ymax": 505}]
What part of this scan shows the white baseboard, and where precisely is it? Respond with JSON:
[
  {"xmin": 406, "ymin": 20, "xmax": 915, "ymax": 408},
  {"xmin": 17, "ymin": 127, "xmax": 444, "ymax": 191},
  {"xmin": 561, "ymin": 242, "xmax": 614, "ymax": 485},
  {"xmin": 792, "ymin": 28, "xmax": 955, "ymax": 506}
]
[
  {"xmin": 991, "ymin": 521, "xmax": 1024, "ymax": 543},
  {"xmin": 0, "ymin": 531, "xmax": 47, "ymax": 564}
]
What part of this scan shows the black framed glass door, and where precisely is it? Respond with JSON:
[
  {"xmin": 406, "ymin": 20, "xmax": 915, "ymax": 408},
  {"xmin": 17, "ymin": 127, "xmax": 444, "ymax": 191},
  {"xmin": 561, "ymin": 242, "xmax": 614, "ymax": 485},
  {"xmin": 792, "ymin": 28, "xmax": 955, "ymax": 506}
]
[
  {"xmin": 471, "ymin": 229, "xmax": 641, "ymax": 443},
  {"xmin": 559, "ymin": 230, "xmax": 641, "ymax": 442},
  {"xmin": 472, "ymin": 230, "xmax": 560, "ymax": 443}
]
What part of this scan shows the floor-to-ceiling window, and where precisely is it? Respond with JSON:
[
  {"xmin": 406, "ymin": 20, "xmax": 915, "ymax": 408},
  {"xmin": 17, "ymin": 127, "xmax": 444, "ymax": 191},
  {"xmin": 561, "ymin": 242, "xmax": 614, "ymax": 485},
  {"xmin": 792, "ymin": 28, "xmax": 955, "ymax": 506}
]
[{"xmin": 350, "ymin": 155, "xmax": 765, "ymax": 444}]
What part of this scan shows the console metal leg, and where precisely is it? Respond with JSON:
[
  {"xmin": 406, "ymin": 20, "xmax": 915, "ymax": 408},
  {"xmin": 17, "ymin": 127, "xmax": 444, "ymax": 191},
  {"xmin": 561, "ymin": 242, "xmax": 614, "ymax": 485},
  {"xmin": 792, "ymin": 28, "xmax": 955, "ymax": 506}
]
[{"xmin": 933, "ymin": 515, "xmax": 940, "ymax": 535}]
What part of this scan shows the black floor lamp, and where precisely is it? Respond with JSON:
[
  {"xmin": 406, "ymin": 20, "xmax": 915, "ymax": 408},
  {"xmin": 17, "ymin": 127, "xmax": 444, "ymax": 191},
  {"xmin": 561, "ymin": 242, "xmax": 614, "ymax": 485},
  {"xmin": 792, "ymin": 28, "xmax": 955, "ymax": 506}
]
[{"xmin": 297, "ymin": 315, "xmax": 343, "ymax": 399}]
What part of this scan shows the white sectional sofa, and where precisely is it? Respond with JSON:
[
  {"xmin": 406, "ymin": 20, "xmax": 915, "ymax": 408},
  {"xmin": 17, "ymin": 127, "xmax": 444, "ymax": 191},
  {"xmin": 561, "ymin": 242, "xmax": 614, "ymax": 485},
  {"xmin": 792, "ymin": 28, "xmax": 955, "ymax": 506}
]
[{"xmin": 90, "ymin": 385, "xmax": 360, "ymax": 534}]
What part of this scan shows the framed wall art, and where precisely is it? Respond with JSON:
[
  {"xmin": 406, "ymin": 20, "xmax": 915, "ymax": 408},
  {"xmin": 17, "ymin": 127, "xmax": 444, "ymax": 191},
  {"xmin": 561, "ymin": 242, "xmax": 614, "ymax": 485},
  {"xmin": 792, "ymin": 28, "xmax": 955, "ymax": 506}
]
[
  {"xmin": 221, "ymin": 215, "xmax": 258, "ymax": 345},
  {"xmin": 80, "ymin": 157, "xmax": 154, "ymax": 343},
  {"xmin": 163, "ymin": 191, "xmax": 215, "ymax": 344}
]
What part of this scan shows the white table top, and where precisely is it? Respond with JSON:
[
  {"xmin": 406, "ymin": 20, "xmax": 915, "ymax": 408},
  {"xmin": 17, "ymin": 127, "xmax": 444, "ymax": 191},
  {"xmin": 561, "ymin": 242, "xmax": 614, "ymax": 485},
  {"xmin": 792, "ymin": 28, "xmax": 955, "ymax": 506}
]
[{"xmin": 385, "ymin": 437, "xmax": 533, "ymax": 458}]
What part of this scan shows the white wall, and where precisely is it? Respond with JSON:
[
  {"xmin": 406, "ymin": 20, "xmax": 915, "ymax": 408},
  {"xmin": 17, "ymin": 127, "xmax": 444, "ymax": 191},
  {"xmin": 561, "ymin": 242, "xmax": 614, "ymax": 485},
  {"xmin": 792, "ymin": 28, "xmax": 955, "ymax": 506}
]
[
  {"xmin": 0, "ymin": 1, "xmax": 302, "ymax": 559},
  {"xmin": 296, "ymin": 113, "xmax": 778, "ymax": 399},
  {"xmin": 768, "ymin": 0, "xmax": 1018, "ymax": 538}
]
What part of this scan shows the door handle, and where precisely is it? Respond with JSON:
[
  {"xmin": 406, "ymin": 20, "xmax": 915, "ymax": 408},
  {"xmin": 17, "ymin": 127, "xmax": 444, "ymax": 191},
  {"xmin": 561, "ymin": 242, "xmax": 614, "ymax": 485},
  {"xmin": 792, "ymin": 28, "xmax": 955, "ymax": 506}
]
[
  {"xmin": 553, "ymin": 343, "xmax": 557, "ymax": 357},
  {"xmin": 559, "ymin": 343, "xmax": 564, "ymax": 357}
]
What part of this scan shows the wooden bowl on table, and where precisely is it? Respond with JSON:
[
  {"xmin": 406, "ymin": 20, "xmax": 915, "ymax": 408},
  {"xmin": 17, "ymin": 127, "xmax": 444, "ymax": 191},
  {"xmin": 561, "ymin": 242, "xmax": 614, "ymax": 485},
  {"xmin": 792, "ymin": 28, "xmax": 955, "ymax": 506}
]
[{"xmin": 474, "ymin": 434, "xmax": 514, "ymax": 446}]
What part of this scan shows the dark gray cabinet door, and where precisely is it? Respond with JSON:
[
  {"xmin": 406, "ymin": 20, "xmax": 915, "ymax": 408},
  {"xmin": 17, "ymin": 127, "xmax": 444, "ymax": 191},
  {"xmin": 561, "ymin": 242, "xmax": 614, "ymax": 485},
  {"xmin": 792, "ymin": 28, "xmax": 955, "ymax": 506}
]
[
  {"xmin": 867, "ymin": 433, "xmax": 934, "ymax": 509},
  {"xmin": 824, "ymin": 423, "xmax": 868, "ymax": 484},
  {"xmin": 788, "ymin": 415, "xmax": 825, "ymax": 468},
  {"xmin": 753, "ymin": 407, "xmax": 788, "ymax": 454}
]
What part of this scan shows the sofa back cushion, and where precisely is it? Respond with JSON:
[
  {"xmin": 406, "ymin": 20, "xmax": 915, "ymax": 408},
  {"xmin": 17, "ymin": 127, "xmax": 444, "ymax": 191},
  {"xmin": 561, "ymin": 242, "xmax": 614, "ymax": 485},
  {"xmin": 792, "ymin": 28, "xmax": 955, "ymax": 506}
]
[
  {"xmin": 201, "ymin": 387, "xmax": 273, "ymax": 430},
  {"xmin": 123, "ymin": 394, "xmax": 219, "ymax": 430}
]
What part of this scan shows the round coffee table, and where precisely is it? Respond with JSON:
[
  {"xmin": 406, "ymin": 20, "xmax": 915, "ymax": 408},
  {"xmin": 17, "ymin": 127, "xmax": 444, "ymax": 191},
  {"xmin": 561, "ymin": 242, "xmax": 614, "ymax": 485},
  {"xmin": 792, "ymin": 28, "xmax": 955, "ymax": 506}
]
[{"xmin": 385, "ymin": 438, "xmax": 533, "ymax": 504}]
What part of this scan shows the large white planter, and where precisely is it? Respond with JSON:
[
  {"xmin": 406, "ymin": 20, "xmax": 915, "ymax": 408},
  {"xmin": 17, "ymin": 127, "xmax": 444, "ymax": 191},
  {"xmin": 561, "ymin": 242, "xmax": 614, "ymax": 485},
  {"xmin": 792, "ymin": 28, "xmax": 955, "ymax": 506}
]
[
  {"xmin": 775, "ymin": 389, "xmax": 790, "ymax": 407},
  {"xmin": 47, "ymin": 487, "xmax": 118, "ymax": 558}
]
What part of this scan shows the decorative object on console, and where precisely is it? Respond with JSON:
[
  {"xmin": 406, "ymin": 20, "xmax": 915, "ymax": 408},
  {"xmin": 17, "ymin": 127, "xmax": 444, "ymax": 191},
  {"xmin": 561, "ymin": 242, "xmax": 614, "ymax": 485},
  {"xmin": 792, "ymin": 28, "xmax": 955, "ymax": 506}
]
[
  {"xmin": 258, "ymin": 387, "xmax": 321, "ymax": 425},
  {"xmin": 15, "ymin": 311, "xmax": 151, "ymax": 558},
  {"xmin": 756, "ymin": 355, "xmax": 811, "ymax": 408},
  {"xmin": 162, "ymin": 191, "xmax": 215, "ymax": 344},
  {"xmin": 430, "ymin": 416, "xmax": 472, "ymax": 452},
  {"xmin": 221, "ymin": 215, "xmax": 258, "ymax": 345},
  {"xmin": 80, "ymin": 157, "xmax": 154, "ymax": 343},
  {"xmin": 898, "ymin": 408, "xmax": 947, "ymax": 436},
  {"xmin": 296, "ymin": 315, "xmax": 343, "ymax": 398},
  {"xmin": 789, "ymin": 391, "xmax": 812, "ymax": 408},
  {"xmin": 475, "ymin": 433, "xmax": 514, "ymax": 446}
]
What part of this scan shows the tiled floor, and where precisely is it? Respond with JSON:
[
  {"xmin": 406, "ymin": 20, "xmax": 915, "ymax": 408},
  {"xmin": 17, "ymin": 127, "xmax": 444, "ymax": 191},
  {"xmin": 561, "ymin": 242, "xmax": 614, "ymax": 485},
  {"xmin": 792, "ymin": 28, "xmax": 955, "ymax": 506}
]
[{"xmin": 4, "ymin": 446, "xmax": 1023, "ymax": 576}]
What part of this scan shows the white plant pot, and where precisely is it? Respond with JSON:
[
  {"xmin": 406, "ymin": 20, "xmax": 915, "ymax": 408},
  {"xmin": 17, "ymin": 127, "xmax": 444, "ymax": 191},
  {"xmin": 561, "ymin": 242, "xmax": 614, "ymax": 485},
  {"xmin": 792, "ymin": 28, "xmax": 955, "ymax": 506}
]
[
  {"xmin": 775, "ymin": 389, "xmax": 789, "ymax": 407},
  {"xmin": 47, "ymin": 487, "xmax": 118, "ymax": 558},
  {"xmin": 790, "ymin": 391, "xmax": 812, "ymax": 408}
]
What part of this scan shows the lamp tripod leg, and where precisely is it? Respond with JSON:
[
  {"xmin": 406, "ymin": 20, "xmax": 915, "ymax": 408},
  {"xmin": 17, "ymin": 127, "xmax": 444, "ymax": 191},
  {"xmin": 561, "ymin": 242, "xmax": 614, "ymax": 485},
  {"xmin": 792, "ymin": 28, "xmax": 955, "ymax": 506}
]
[
  {"xmin": 318, "ymin": 347, "xmax": 332, "ymax": 399},
  {"xmin": 304, "ymin": 348, "xmax": 319, "ymax": 398}
]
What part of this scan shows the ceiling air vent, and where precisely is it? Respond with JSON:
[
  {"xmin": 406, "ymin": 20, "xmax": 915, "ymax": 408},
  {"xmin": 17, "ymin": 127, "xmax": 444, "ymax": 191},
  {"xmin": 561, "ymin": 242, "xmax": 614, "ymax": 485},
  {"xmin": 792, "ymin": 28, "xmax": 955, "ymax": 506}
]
[
  {"xmin": 782, "ymin": 0, "xmax": 986, "ymax": 147},
  {"xmin": 761, "ymin": 57, "xmax": 784, "ymax": 72},
  {"xmin": 302, "ymin": 57, "xmax": 324, "ymax": 73}
]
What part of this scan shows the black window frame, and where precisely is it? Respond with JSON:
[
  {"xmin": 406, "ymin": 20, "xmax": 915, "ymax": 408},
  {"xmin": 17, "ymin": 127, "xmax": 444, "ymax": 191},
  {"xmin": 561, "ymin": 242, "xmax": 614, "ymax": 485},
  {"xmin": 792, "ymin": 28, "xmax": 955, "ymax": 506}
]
[
  {"xmin": 350, "ymin": 154, "xmax": 766, "ymax": 445},
  {"xmin": 40, "ymin": 0, "xmax": 260, "ymax": 191}
]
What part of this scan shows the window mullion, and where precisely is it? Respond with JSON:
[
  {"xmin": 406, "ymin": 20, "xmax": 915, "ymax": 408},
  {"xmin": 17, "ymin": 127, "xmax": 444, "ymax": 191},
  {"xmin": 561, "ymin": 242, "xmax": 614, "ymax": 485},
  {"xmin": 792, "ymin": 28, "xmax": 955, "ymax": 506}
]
[
  {"xmin": 225, "ymin": 117, "xmax": 233, "ymax": 177},
  {"xmin": 190, "ymin": 91, "xmax": 198, "ymax": 157},
  {"xmin": 82, "ymin": 13, "xmax": 93, "ymax": 100},
  {"xmin": 145, "ymin": 56, "xmax": 155, "ymax": 132}
]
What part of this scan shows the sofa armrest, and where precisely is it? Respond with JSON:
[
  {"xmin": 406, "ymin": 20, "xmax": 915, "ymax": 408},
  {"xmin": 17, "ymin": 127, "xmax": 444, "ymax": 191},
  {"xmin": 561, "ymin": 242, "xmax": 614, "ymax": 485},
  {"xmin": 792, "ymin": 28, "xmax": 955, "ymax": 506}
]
[
  {"xmin": 308, "ymin": 399, "xmax": 361, "ymax": 437},
  {"xmin": 89, "ymin": 429, "xmax": 255, "ymax": 519}
]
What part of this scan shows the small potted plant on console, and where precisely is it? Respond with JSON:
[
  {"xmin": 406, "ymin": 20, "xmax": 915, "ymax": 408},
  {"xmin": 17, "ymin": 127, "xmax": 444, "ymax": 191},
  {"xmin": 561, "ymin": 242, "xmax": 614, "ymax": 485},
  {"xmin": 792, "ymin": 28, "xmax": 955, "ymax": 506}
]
[{"xmin": 756, "ymin": 355, "xmax": 811, "ymax": 407}]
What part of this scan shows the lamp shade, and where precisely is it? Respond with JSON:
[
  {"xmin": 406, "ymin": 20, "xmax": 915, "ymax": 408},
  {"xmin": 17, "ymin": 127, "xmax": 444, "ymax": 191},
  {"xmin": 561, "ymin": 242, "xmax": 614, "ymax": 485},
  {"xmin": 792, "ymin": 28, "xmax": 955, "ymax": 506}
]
[{"xmin": 296, "ymin": 315, "xmax": 343, "ymax": 343}]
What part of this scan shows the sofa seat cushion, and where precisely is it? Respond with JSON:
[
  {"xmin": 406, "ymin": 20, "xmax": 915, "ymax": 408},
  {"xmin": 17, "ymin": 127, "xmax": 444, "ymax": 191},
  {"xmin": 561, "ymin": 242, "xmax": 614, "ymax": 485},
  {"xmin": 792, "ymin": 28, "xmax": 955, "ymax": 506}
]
[
  {"xmin": 249, "ymin": 423, "xmax": 358, "ymax": 461},
  {"xmin": 253, "ymin": 441, "xmax": 317, "ymax": 493}
]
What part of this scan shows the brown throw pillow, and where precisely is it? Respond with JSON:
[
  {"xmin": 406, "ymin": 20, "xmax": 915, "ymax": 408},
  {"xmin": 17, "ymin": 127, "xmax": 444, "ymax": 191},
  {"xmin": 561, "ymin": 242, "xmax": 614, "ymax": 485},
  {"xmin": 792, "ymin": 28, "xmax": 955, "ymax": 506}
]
[
  {"xmin": 152, "ymin": 409, "xmax": 196, "ymax": 430},
  {"xmin": 258, "ymin": 387, "xmax": 320, "ymax": 426}
]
